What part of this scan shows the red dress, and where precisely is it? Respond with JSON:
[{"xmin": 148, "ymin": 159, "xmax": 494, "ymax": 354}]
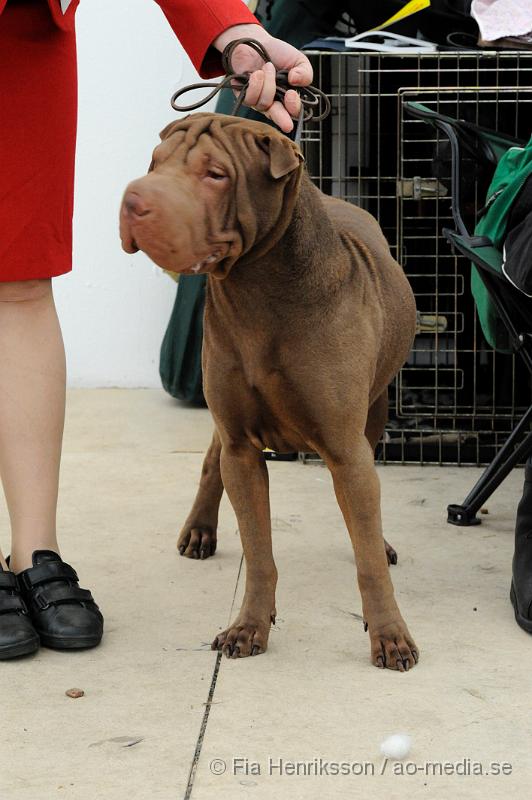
[{"xmin": 0, "ymin": 0, "xmax": 257, "ymax": 282}]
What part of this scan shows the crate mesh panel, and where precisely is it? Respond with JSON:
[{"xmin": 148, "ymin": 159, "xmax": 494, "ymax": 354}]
[{"xmin": 300, "ymin": 51, "xmax": 532, "ymax": 466}]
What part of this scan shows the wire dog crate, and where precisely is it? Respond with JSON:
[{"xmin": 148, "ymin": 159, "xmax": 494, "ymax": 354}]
[{"xmin": 300, "ymin": 50, "xmax": 532, "ymax": 466}]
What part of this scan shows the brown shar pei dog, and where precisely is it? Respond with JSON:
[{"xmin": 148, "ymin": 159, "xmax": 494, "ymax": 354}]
[{"xmin": 119, "ymin": 113, "xmax": 418, "ymax": 671}]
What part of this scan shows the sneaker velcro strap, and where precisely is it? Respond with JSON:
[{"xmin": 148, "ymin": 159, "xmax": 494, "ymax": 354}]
[
  {"xmin": 33, "ymin": 585, "xmax": 94, "ymax": 610},
  {"xmin": 20, "ymin": 561, "xmax": 79, "ymax": 589},
  {"xmin": 0, "ymin": 571, "xmax": 18, "ymax": 590},
  {"xmin": 0, "ymin": 594, "xmax": 27, "ymax": 614}
]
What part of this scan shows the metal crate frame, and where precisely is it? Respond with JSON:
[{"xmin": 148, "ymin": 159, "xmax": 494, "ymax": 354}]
[{"xmin": 299, "ymin": 50, "xmax": 532, "ymax": 466}]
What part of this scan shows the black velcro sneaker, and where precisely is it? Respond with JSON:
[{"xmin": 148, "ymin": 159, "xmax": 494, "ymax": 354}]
[
  {"xmin": 17, "ymin": 551, "xmax": 103, "ymax": 650},
  {"xmin": 0, "ymin": 565, "xmax": 39, "ymax": 660}
]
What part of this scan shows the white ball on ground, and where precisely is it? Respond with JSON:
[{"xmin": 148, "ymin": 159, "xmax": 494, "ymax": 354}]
[{"xmin": 380, "ymin": 733, "xmax": 412, "ymax": 760}]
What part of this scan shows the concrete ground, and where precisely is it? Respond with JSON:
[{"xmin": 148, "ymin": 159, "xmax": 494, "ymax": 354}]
[{"xmin": 1, "ymin": 389, "xmax": 528, "ymax": 800}]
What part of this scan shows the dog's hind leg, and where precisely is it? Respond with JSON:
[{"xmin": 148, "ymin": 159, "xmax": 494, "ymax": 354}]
[
  {"xmin": 177, "ymin": 429, "xmax": 223, "ymax": 559},
  {"xmin": 323, "ymin": 434, "xmax": 418, "ymax": 671},
  {"xmin": 212, "ymin": 442, "xmax": 277, "ymax": 658},
  {"xmin": 365, "ymin": 391, "xmax": 397, "ymax": 566}
]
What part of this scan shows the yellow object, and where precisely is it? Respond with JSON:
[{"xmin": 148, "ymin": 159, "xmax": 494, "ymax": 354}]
[
  {"xmin": 370, "ymin": 0, "xmax": 431, "ymax": 32},
  {"xmin": 163, "ymin": 269, "xmax": 180, "ymax": 282}
]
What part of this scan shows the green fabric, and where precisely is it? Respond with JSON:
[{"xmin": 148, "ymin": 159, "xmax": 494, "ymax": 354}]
[
  {"xmin": 448, "ymin": 234, "xmax": 503, "ymax": 274},
  {"xmin": 468, "ymin": 244, "xmax": 504, "ymax": 274},
  {"xmin": 472, "ymin": 135, "xmax": 532, "ymax": 352},
  {"xmin": 159, "ymin": 275, "xmax": 207, "ymax": 404}
]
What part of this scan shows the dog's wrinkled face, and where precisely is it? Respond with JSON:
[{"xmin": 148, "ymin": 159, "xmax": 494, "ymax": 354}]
[{"xmin": 119, "ymin": 113, "xmax": 304, "ymax": 278}]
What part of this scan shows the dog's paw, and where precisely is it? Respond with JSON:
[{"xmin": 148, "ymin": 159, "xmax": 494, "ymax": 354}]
[
  {"xmin": 384, "ymin": 538, "xmax": 398, "ymax": 566},
  {"xmin": 177, "ymin": 526, "xmax": 217, "ymax": 559},
  {"xmin": 211, "ymin": 615, "xmax": 274, "ymax": 658},
  {"xmin": 369, "ymin": 621, "xmax": 419, "ymax": 672}
]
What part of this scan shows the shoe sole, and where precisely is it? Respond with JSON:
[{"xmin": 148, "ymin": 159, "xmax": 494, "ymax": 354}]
[
  {"xmin": 37, "ymin": 631, "xmax": 103, "ymax": 650},
  {"xmin": 0, "ymin": 635, "xmax": 40, "ymax": 660},
  {"xmin": 510, "ymin": 582, "xmax": 532, "ymax": 633}
]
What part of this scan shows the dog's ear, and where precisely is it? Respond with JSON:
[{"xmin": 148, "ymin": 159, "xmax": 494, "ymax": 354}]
[{"xmin": 258, "ymin": 134, "xmax": 304, "ymax": 179}]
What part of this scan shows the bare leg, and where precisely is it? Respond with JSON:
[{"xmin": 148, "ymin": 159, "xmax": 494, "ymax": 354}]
[
  {"xmin": 0, "ymin": 280, "xmax": 65, "ymax": 573},
  {"xmin": 324, "ymin": 435, "xmax": 418, "ymax": 671},
  {"xmin": 212, "ymin": 442, "xmax": 277, "ymax": 658},
  {"xmin": 177, "ymin": 429, "xmax": 223, "ymax": 559}
]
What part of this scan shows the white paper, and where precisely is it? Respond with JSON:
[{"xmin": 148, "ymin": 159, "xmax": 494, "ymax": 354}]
[{"xmin": 472, "ymin": 0, "xmax": 532, "ymax": 41}]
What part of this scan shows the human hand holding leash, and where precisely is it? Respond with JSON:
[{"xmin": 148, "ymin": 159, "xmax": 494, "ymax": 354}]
[{"xmin": 212, "ymin": 24, "xmax": 313, "ymax": 133}]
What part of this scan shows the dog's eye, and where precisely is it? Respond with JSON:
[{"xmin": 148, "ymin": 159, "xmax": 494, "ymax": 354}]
[{"xmin": 206, "ymin": 169, "xmax": 227, "ymax": 181}]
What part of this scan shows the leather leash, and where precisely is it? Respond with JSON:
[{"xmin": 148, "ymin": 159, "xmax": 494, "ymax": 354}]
[{"xmin": 170, "ymin": 38, "xmax": 331, "ymax": 145}]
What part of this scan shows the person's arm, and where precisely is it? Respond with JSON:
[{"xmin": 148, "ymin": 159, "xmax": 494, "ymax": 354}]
[
  {"xmin": 154, "ymin": 0, "xmax": 258, "ymax": 79},
  {"xmin": 154, "ymin": 1, "xmax": 313, "ymax": 133}
]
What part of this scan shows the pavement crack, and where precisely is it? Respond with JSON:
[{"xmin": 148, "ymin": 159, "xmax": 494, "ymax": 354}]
[{"xmin": 183, "ymin": 554, "xmax": 244, "ymax": 800}]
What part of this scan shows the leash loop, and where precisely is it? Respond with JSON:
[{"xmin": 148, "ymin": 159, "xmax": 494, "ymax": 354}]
[{"xmin": 170, "ymin": 38, "xmax": 330, "ymax": 141}]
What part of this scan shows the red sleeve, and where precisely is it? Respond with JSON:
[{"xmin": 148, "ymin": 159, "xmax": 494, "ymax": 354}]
[{"xmin": 155, "ymin": 0, "xmax": 260, "ymax": 78}]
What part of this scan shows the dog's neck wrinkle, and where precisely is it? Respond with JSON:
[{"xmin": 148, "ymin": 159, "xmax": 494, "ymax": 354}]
[
  {"xmin": 231, "ymin": 169, "xmax": 301, "ymax": 268},
  {"xmin": 280, "ymin": 177, "xmax": 341, "ymax": 280},
  {"xmin": 226, "ymin": 175, "xmax": 345, "ymax": 304}
]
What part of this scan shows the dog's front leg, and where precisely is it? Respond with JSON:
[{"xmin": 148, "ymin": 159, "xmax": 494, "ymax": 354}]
[
  {"xmin": 177, "ymin": 430, "xmax": 223, "ymax": 559},
  {"xmin": 325, "ymin": 435, "xmax": 419, "ymax": 671},
  {"xmin": 212, "ymin": 442, "xmax": 277, "ymax": 658}
]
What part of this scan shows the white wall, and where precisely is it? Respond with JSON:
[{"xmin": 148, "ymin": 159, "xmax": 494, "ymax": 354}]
[{"xmin": 55, "ymin": 0, "xmax": 216, "ymax": 386}]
